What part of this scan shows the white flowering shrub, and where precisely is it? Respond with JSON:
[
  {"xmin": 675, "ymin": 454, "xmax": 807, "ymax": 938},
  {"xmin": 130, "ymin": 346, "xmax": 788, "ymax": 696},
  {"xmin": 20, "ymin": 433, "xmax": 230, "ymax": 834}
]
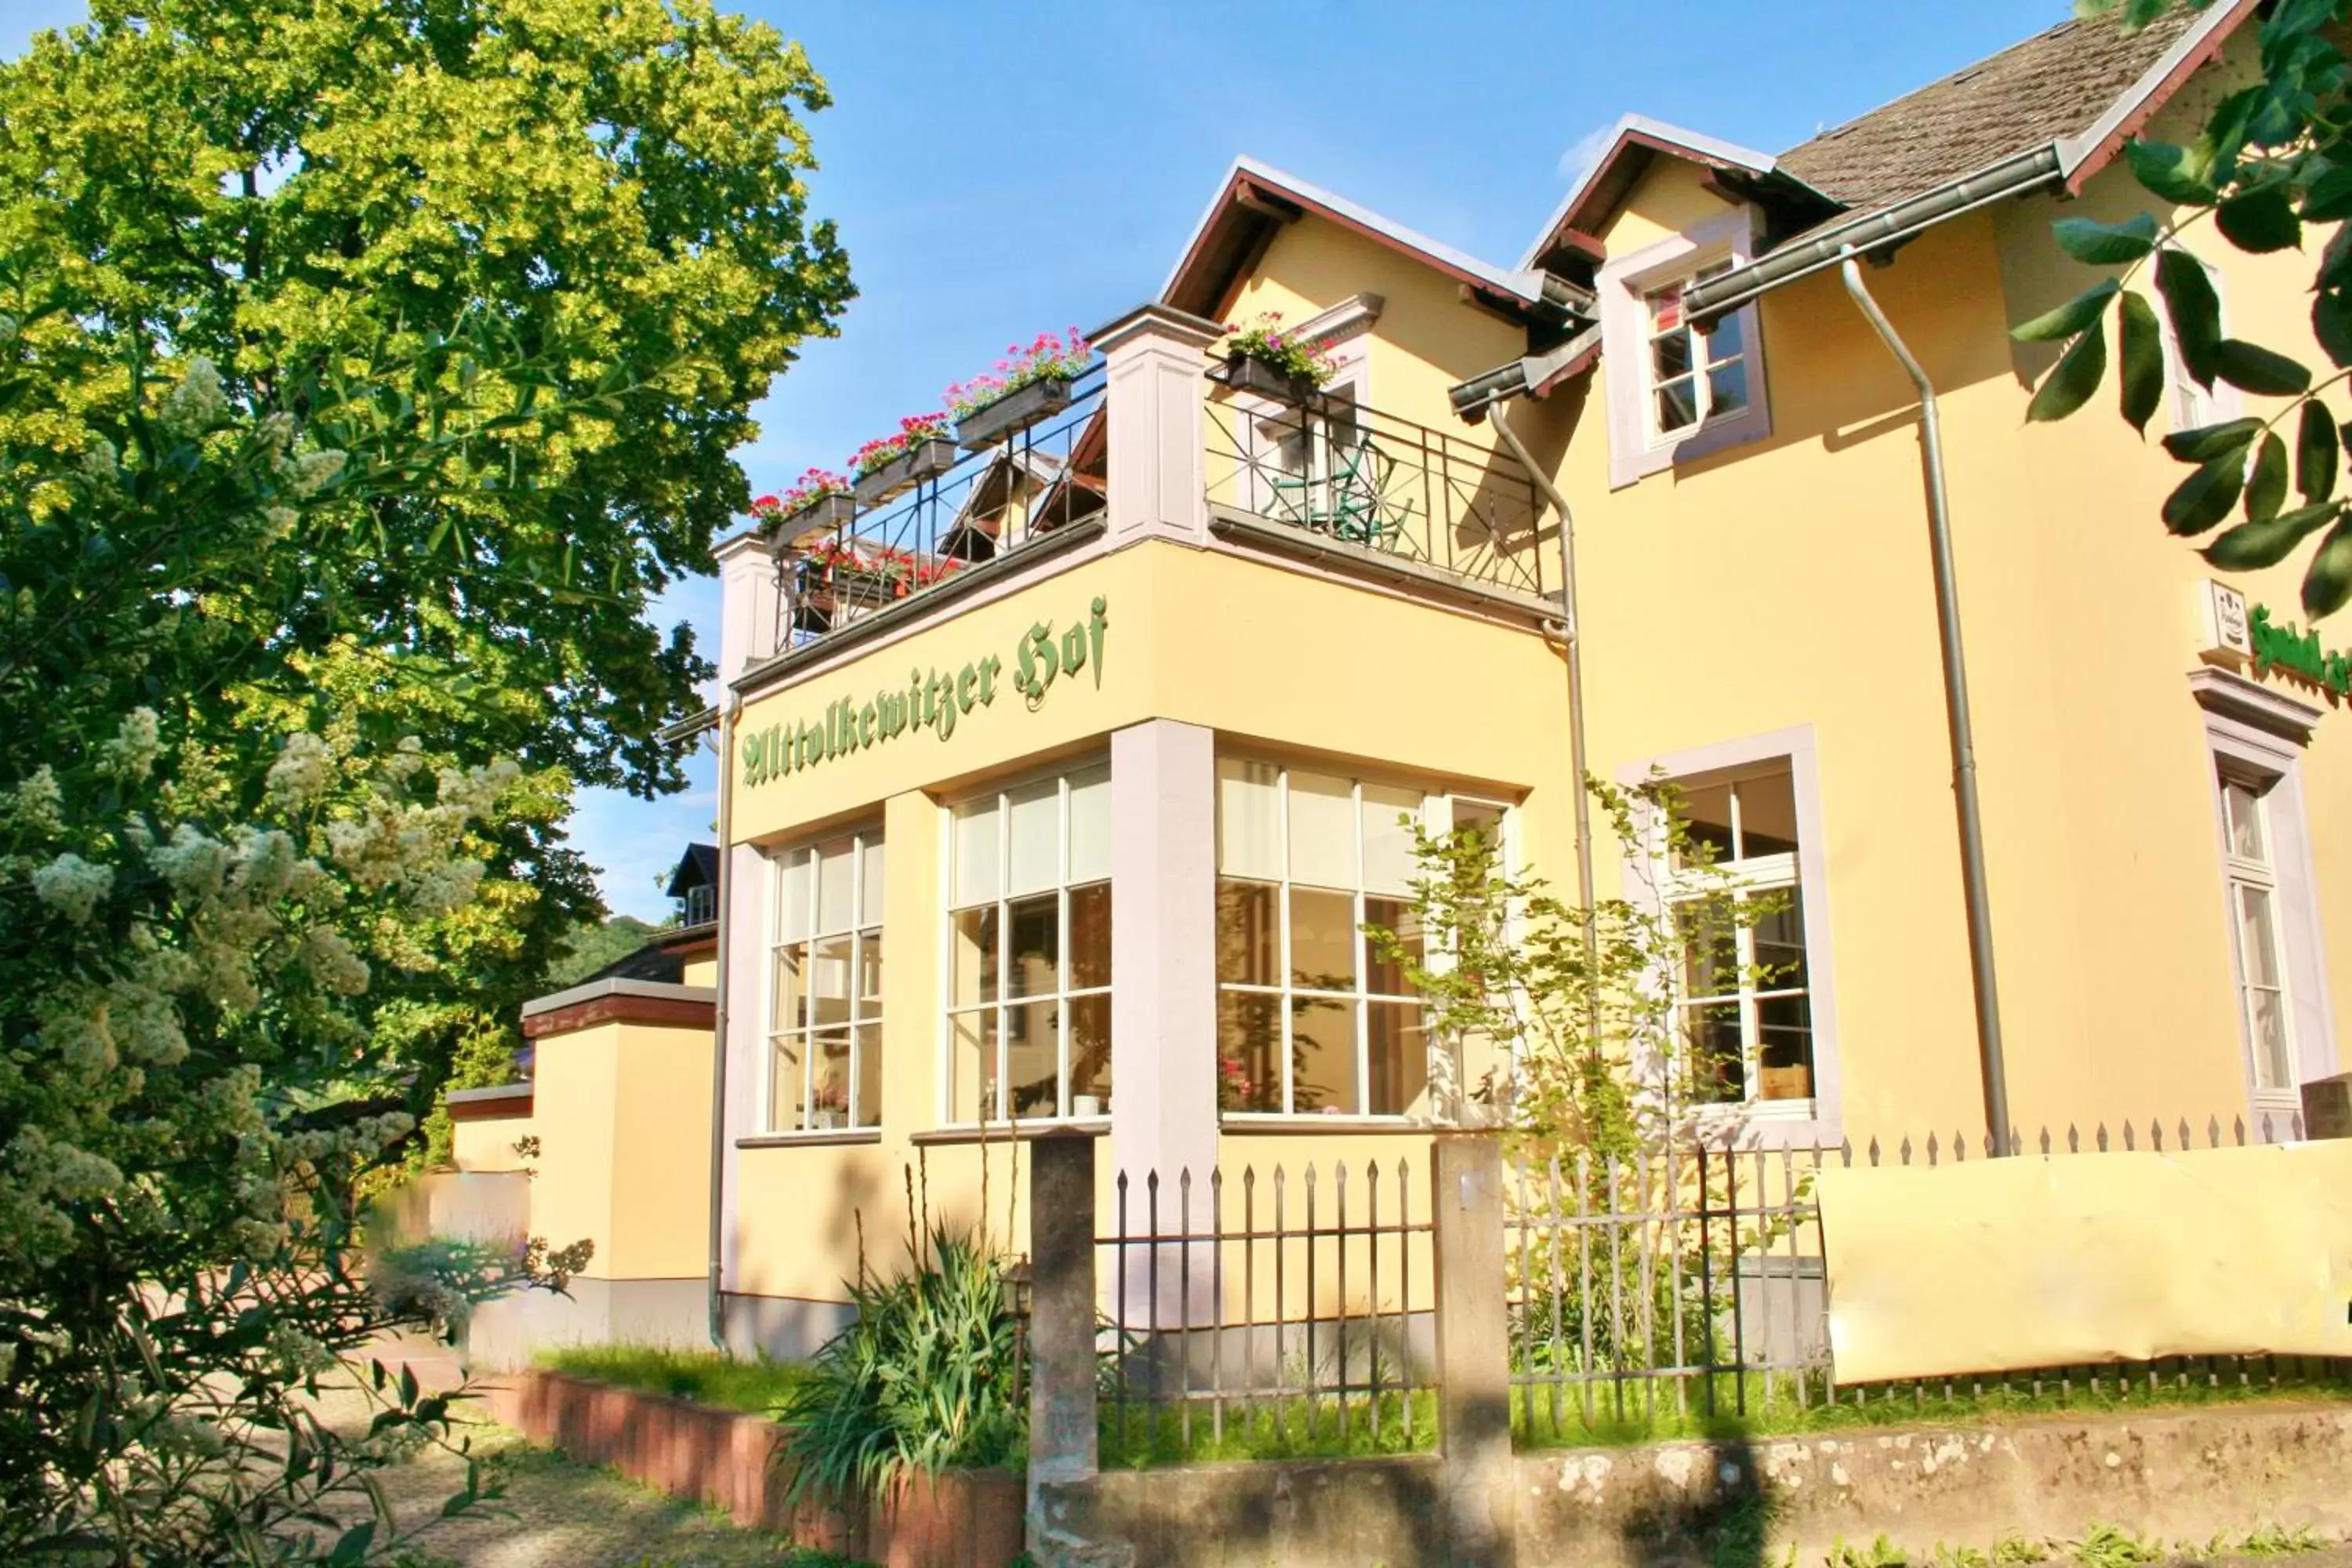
[{"xmin": 0, "ymin": 332, "xmax": 598, "ymax": 1561}]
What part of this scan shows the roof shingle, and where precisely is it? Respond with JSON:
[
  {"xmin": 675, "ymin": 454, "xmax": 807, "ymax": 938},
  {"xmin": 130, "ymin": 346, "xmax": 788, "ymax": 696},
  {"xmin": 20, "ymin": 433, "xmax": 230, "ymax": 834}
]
[{"xmin": 1777, "ymin": 9, "xmax": 2204, "ymax": 216}]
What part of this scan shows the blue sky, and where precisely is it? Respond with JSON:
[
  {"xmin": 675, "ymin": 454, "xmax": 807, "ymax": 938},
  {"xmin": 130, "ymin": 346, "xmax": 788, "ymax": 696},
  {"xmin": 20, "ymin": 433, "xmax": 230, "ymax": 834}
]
[{"xmin": 5, "ymin": 0, "xmax": 2072, "ymax": 920}]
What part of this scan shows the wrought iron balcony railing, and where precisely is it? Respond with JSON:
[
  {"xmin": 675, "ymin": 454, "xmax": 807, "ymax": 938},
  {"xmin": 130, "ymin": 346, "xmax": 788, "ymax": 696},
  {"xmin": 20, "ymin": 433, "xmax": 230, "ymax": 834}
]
[
  {"xmin": 1203, "ymin": 379, "xmax": 1552, "ymax": 603},
  {"xmin": 770, "ymin": 362, "xmax": 1109, "ymax": 654}
]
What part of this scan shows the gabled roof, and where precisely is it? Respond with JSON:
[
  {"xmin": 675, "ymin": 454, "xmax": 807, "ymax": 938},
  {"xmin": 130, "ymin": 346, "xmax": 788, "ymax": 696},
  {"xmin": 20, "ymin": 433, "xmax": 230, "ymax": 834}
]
[
  {"xmin": 1777, "ymin": 4, "xmax": 2216, "ymax": 218},
  {"xmin": 664, "ymin": 843, "xmax": 717, "ymax": 901},
  {"xmin": 1163, "ymin": 155, "xmax": 1551, "ymax": 324},
  {"xmin": 1518, "ymin": 114, "xmax": 1831, "ymax": 270}
]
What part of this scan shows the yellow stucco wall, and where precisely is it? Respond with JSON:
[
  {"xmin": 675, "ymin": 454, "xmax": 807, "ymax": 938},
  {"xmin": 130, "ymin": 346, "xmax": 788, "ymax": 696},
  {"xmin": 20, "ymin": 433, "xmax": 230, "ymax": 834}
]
[
  {"xmin": 452, "ymin": 1113, "xmax": 533, "ymax": 1174},
  {"xmin": 725, "ymin": 535, "xmax": 1567, "ymax": 1304},
  {"xmin": 1527, "ymin": 115, "xmax": 2346, "ymax": 1147},
  {"xmin": 527, "ymin": 1016, "xmax": 713, "ymax": 1280},
  {"xmin": 681, "ymin": 955, "xmax": 717, "ymax": 988}
]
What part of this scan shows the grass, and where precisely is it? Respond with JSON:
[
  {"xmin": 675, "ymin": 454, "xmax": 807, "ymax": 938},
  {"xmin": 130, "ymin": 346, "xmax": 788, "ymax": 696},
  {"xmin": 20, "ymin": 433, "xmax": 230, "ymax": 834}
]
[
  {"xmin": 538, "ymin": 1345, "xmax": 814, "ymax": 1415},
  {"xmin": 1789, "ymin": 1523, "xmax": 2332, "ymax": 1566},
  {"xmin": 1098, "ymin": 1388, "xmax": 1439, "ymax": 1468},
  {"xmin": 1510, "ymin": 1363, "xmax": 2352, "ymax": 1450}
]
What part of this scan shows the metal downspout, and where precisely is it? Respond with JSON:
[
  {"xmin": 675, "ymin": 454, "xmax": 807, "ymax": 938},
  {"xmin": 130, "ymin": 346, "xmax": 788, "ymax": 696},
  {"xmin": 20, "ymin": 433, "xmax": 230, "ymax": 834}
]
[
  {"xmin": 1485, "ymin": 404, "xmax": 1599, "ymax": 1068},
  {"xmin": 1837, "ymin": 249, "xmax": 2013, "ymax": 1156},
  {"xmin": 706, "ymin": 691, "xmax": 741, "ymax": 1345}
]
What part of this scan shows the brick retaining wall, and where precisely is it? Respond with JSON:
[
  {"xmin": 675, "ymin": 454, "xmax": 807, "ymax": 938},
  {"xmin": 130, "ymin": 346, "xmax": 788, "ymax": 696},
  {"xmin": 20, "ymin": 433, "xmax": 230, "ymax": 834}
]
[{"xmin": 482, "ymin": 1370, "xmax": 1025, "ymax": 1568}]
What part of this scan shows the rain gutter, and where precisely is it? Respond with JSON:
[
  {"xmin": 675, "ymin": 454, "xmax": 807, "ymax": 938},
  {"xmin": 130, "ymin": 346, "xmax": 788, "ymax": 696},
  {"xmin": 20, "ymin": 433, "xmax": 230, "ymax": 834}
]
[
  {"xmin": 1684, "ymin": 145, "xmax": 2062, "ymax": 328},
  {"xmin": 706, "ymin": 691, "xmax": 740, "ymax": 1344}
]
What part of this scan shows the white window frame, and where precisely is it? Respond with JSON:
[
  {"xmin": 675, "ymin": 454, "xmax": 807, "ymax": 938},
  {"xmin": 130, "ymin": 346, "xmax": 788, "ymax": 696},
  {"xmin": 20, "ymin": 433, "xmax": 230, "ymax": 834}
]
[
  {"xmin": 2154, "ymin": 245, "xmax": 2243, "ymax": 436},
  {"xmin": 760, "ymin": 828, "xmax": 884, "ymax": 1135},
  {"xmin": 1654, "ymin": 773, "xmax": 1812, "ymax": 1114},
  {"xmin": 1214, "ymin": 758, "xmax": 1510, "ymax": 1123},
  {"xmin": 942, "ymin": 763, "xmax": 1112, "ymax": 1127},
  {"xmin": 2218, "ymin": 768, "xmax": 2294, "ymax": 1096},
  {"xmin": 2197, "ymin": 677, "xmax": 2338, "ymax": 1117},
  {"xmin": 1620, "ymin": 724, "xmax": 1841, "ymax": 1146},
  {"xmin": 1599, "ymin": 207, "xmax": 1773, "ymax": 490}
]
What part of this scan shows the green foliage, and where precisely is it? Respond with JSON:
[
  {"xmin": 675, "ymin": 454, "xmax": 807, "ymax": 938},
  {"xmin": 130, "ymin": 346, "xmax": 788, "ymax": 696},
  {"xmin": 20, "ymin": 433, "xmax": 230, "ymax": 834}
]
[
  {"xmin": 542, "ymin": 1345, "xmax": 813, "ymax": 1414},
  {"xmin": 2060, "ymin": 1523, "xmax": 2165, "ymax": 1568},
  {"xmin": 775, "ymin": 1227, "xmax": 1026, "ymax": 1506},
  {"xmin": 1364, "ymin": 775, "xmax": 1788, "ymax": 1159},
  {"xmin": 548, "ymin": 914, "xmax": 668, "ymax": 989},
  {"xmin": 0, "ymin": 0, "xmax": 858, "ymax": 1114},
  {"xmin": 2025, "ymin": 0, "xmax": 2352, "ymax": 617},
  {"xmin": 372, "ymin": 1234, "xmax": 594, "ymax": 1342}
]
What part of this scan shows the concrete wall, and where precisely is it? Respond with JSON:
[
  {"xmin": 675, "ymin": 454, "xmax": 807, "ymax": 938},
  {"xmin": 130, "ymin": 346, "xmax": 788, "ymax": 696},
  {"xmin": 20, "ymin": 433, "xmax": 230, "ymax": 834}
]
[{"xmin": 1040, "ymin": 1403, "xmax": 2352, "ymax": 1568}]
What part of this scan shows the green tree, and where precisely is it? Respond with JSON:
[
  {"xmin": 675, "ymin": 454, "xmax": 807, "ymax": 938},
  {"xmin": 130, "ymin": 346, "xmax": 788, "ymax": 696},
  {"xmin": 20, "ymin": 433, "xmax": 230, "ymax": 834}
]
[
  {"xmin": 2019, "ymin": 0, "xmax": 2352, "ymax": 616},
  {"xmin": 0, "ymin": 0, "xmax": 855, "ymax": 1105}
]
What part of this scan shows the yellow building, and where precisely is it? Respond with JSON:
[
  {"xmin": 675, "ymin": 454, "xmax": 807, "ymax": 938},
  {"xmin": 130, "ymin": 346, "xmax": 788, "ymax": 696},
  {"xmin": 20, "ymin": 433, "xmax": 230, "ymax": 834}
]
[{"xmin": 466, "ymin": 2, "xmax": 2346, "ymax": 1357}]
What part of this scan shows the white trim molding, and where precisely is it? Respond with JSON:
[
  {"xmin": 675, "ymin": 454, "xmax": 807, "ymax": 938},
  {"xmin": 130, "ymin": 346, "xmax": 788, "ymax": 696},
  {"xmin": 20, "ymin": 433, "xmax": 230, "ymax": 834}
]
[
  {"xmin": 1617, "ymin": 723, "xmax": 1843, "ymax": 1149},
  {"xmin": 1598, "ymin": 208, "xmax": 1774, "ymax": 490}
]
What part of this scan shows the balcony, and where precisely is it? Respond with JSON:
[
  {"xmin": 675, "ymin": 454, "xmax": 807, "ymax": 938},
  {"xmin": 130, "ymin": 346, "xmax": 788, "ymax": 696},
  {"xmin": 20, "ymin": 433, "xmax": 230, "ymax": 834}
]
[
  {"xmin": 1203, "ymin": 377, "xmax": 1553, "ymax": 607},
  {"xmin": 742, "ymin": 313, "xmax": 1563, "ymax": 675},
  {"xmin": 768, "ymin": 362, "xmax": 1109, "ymax": 655}
]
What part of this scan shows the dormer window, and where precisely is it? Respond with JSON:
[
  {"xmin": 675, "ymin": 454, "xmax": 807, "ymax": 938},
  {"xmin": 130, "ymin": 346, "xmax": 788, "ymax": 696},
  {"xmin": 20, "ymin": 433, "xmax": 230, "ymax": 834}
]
[
  {"xmin": 1644, "ymin": 262, "xmax": 1747, "ymax": 441},
  {"xmin": 1599, "ymin": 210, "xmax": 1773, "ymax": 488}
]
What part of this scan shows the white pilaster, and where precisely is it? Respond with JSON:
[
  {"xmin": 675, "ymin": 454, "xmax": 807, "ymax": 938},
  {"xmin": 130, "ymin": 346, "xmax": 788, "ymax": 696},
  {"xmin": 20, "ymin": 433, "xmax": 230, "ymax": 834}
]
[
  {"xmin": 716, "ymin": 838, "xmax": 766, "ymax": 1297},
  {"xmin": 1110, "ymin": 718, "xmax": 1219, "ymax": 1325},
  {"xmin": 1091, "ymin": 303, "xmax": 1225, "ymax": 548},
  {"xmin": 713, "ymin": 528, "xmax": 782, "ymax": 685}
]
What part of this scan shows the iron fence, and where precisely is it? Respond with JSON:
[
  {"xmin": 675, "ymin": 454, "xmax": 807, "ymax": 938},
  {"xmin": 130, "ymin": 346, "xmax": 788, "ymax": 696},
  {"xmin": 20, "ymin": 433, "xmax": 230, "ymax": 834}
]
[
  {"xmin": 1202, "ymin": 383, "xmax": 1551, "ymax": 601},
  {"xmin": 1095, "ymin": 1161, "xmax": 1437, "ymax": 1464},
  {"xmin": 1504, "ymin": 1111, "xmax": 2324, "ymax": 1446},
  {"xmin": 773, "ymin": 362, "xmax": 1108, "ymax": 653}
]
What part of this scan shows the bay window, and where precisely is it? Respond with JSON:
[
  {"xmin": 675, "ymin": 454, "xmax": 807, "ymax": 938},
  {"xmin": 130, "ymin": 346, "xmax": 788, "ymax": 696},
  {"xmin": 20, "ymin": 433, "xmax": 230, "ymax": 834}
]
[
  {"xmin": 1215, "ymin": 759, "xmax": 1489, "ymax": 1119},
  {"xmin": 948, "ymin": 765, "xmax": 1112, "ymax": 1123},
  {"xmin": 766, "ymin": 831, "xmax": 884, "ymax": 1133}
]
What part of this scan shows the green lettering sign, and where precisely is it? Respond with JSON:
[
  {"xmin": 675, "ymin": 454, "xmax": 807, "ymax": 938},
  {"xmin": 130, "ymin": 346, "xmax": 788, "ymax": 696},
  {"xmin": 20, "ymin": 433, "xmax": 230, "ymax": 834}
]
[
  {"xmin": 740, "ymin": 596, "xmax": 1109, "ymax": 789},
  {"xmin": 2249, "ymin": 603, "xmax": 2352, "ymax": 701}
]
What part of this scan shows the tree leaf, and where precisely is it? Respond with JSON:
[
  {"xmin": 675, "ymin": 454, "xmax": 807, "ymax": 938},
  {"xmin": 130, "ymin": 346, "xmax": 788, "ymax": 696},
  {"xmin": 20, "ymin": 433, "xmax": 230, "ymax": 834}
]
[
  {"xmin": 2302, "ymin": 517, "xmax": 2352, "ymax": 619},
  {"xmin": 2313, "ymin": 289, "xmax": 2352, "ymax": 369},
  {"xmin": 2053, "ymin": 212, "xmax": 2161, "ymax": 265},
  {"xmin": 2118, "ymin": 291, "xmax": 2164, "ymax": 434},
  {"xmin": 2012, "ymin": 278, "xmax": 2120, "ymax": 343},
  {"xmin": 328, "ymin": 1523, "xmax": 375, "ymax": 1567},
  {"xmin": 2215, "ymin": 339, "xmax": 2314, "ymax": 396},
  {"xmin": 2164, "ymin": 449, "xmax": 2249, "ymax": 535},
  {"xmin": 2299, "ymin": 400, "xmax": 2339, "ymax": 503},
  {"xmin": 2162, "ymin": 416, "xmax": 2263, "ymax": 463},
  {"xmin": 2216, "ymin": 183, "xmax": 2303, "ymax": 252},
  {"xmin": 2246, "ymin": 431, "xmax": 2288, "ymax": 521},
  {"xmin": 2026, "ymin": 316, "xmax": 2107, "ymax": 422},
  {"xmin": 2302, "ymin": 162, "xmax": 2352, "ymax": 223},
  {"xmin": 2125, "ymin": 139, "xmax": 2219, "ymax": 205},
  {"xmin": 2201, "ymin": 502, "xmax": 2341, "ymax": 571},
  {"xmin": 2155, "ymin": 249, "xmax": 2222, "ymax": 384}
]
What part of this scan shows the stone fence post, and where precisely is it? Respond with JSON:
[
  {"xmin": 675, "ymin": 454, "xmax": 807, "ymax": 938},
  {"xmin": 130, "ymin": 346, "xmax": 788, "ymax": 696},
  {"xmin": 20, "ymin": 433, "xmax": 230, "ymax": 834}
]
[
  {"xmin": 1026, "ymin": 1131, "xmax": 1099, "ymax": 1541},
  {"xmin": 1432, "ymin": 1130, "xmax": 1515, "ymax": 1567}
]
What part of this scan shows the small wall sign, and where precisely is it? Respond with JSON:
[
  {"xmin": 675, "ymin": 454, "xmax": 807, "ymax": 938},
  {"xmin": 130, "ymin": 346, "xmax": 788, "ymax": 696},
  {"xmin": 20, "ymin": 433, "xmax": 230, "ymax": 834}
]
[{"xmin": 739, "ymin": 596, "xmax": 1109, "ymax": 789}]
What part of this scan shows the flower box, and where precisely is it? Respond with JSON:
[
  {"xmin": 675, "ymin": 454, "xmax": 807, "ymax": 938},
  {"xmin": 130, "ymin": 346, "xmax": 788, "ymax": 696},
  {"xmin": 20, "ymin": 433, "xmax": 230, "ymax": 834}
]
[
  {"xmin": 1223, "ymin": 350, "xmax": 1315, "ymax": 404},
  {"xmin": 766, "ymin": 490, "xmax": 855, "ymax": 542},
  {"xmin": 853, "ymin": 437, "xmax": 958, "ymax": 505},
  {"xmin": 954, "ymin": 375, "xmax": 1075, "ymax": 449}
]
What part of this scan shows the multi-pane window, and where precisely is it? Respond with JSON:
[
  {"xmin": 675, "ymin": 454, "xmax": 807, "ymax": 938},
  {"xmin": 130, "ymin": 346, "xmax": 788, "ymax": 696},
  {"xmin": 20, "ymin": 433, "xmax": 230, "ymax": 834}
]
[
  {"xmin": 948, "ymin": 766, "xmax": 1112, "ymax": 1123},
  {"xmin": 1215, "ymin": 759, "xmax": 1458, "ymax": 1118},
  {"xmin": 2220, "ymin": 771, "xmax": 2294, "ymax": 1093},
  {"xmin": 1663, "ymin": 766, "xmax": 1813, "ymax": 1106},
  {"xmin": 767, "ymin": 832, "xmax": 884, "ymax": 1133},
  {"xmin": 1645, "ymin": 262, "xmax": 1747, "ymax": 441}
]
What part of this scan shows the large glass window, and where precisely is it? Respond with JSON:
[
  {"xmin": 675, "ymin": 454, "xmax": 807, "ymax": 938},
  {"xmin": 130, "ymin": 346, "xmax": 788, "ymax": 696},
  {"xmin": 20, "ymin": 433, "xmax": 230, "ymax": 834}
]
[
  {"xmin": 948, "ymin": 766, "xmax": 1112, "ymax": 1123},
  {"xmin": 2220, "ymin": 771, "xmax": 2294, "ymax": 1093},
  {"xmin": 1216, "ymin": 759, "xmax": 1469, "ymax": 1118},
  {"xmin": 766, "ymin": 831, "xmax": 884, "ymax": 1133},
  {"xmin": 1661, "ymin": 765, "xmax": 1814, "ymax": 1107}
]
